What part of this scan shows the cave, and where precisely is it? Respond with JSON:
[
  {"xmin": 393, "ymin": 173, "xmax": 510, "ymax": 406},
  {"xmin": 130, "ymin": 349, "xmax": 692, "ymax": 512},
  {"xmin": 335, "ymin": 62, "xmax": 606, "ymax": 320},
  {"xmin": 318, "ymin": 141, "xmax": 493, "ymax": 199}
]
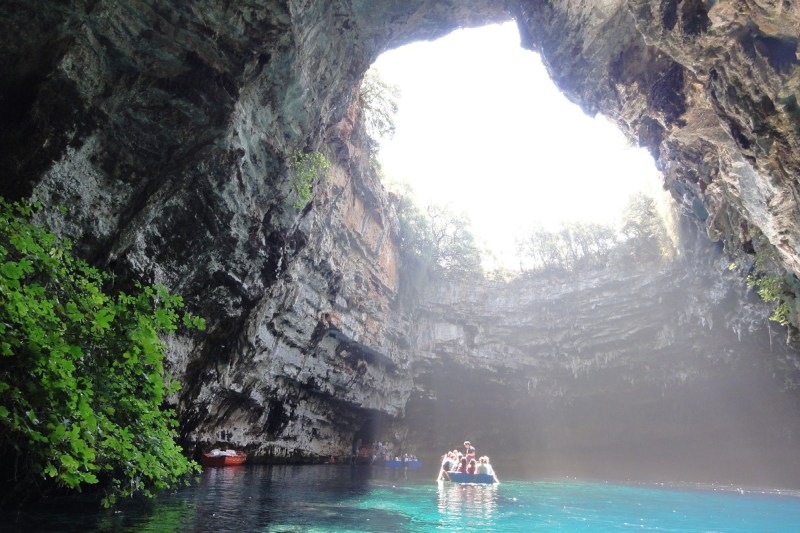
[{"xmin": 1, "ymin": 0, "xmax": 800, "ymax": 492}]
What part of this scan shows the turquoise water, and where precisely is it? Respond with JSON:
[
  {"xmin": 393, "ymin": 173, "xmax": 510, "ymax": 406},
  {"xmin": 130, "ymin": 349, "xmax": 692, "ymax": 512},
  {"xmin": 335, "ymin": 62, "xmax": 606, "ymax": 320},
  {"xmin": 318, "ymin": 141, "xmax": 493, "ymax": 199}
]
[{"xmin": 5, "ymin": 465, "xmax": 800, "ymax": 532}]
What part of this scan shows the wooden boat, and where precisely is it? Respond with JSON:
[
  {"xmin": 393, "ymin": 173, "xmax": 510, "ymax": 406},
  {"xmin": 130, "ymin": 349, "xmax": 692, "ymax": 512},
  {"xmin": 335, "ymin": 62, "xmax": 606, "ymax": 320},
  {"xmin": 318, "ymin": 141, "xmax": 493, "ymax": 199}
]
[
  {"xmin": 442, "ymin": 472, "xmax": 496, "ymax": 484},
  {"xmin": 201, "ymin": 450, "xmax": 247, "ymax": 467}
]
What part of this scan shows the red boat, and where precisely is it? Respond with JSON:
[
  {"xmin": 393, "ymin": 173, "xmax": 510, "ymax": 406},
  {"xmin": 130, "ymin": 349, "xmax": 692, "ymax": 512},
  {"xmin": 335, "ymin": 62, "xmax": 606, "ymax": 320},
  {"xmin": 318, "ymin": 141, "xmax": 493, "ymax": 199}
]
[{"xmin": 201, "ymin": 450, "xmax": 247, "ymax": 467}]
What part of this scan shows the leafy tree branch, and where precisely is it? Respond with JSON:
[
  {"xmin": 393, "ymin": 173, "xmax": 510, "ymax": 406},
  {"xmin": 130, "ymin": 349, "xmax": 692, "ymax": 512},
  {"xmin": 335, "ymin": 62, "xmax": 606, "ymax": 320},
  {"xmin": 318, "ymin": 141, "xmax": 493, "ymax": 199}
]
[
  {"xmin": 359, "ymin": 67, "xmax": 400, "ymax": 150},
  {"xmin": 0, "ymin": 198, "xmax": 204, "ymax": 507},
  {"xmin": 392, "ymin": 189, "xmax": 482, "ymax": 281}
]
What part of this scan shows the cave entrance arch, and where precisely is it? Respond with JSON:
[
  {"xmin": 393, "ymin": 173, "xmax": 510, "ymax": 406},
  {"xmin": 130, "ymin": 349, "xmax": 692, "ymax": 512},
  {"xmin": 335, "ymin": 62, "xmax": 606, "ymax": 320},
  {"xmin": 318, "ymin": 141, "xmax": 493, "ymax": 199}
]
[{"xmin": 370, "ymin": 21, "xmax": 666, "ymax": 271}]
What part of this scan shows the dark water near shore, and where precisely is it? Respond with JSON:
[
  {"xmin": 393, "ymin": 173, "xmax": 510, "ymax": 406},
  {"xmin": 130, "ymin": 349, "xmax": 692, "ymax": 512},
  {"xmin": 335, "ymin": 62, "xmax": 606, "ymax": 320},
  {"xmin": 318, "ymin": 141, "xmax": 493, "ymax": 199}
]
[{"xmin": 4, "ymin": 465, "xmax": 800, "ymax": 532}]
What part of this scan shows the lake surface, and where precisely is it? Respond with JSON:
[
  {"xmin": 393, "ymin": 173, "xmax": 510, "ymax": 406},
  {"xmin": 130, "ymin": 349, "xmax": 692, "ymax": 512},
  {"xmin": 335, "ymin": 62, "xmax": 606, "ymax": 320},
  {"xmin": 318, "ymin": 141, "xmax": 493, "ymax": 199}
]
[{"xmin": 5, "ymin": 465, "xmax": 800, "ymax": 532}]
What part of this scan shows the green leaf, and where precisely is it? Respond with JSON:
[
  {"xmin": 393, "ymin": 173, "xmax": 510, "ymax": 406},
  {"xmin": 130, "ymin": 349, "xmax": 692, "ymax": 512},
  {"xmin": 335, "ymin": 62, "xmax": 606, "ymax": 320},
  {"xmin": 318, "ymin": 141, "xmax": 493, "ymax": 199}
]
[
  {"xmin": 65, "ymin": 301, "xmax": 84, "ymax": 322},
  {"xmin": 25, "ymin": 409, "xmax": 39, "ymax": 425},
  {"xmin": 92, "ymin": 308, "xmax": 115, "ymax": 332},
  {"xmin": 1, "ymin": 261, "xmax": 24, "ymax": 280}
]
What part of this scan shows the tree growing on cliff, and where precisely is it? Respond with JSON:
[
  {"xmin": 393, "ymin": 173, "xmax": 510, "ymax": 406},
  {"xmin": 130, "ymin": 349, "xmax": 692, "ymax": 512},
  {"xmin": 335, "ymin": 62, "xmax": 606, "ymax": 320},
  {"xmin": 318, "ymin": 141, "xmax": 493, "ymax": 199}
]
[
  {"xmin": 516, "ymin": 222, "xmax": 617, "ymax": 272},
  {"xmin": 618, "ymin": 192, "xmax": 672, "ymax": 263},
  {"xmin": 393, "ymin": 191, "xmax": 482, "ymax": 282},
  {"xmin": 359, "ymin": 67, "xmax": 399, "ymax": 150},
  {"xmin": 0, "ymin": 198, "xmax": 204, "ymax": 507},
  {"xmin": 426, "ymin": 204, "xmax": 483, "ymax": 278},
  {"xmin": 515, "ymin": 193, "xmax": 672, "ymax": 273}
]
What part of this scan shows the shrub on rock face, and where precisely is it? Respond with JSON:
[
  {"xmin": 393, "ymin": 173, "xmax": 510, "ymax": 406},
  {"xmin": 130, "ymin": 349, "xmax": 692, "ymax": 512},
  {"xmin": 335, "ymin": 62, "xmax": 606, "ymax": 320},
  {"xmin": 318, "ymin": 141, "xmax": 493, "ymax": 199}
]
[
  {"xmin": 0, "ymin": 198, "xmax": 204, "ymax": 507},
  {"xmin": 745, "ymin": 233, "xmax": 800, "ymax": 333},
  {"xmin": 290, "ymin": 151, "xmax": 330, "ymax": 208}
]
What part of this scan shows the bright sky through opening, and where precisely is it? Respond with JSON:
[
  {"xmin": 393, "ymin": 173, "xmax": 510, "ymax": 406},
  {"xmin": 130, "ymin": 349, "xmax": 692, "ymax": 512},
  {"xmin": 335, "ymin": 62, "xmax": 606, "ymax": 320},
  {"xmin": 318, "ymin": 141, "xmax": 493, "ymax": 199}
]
[{"xmin": 372, "ymin": 21, "xmax": 664, "ymax": 269}]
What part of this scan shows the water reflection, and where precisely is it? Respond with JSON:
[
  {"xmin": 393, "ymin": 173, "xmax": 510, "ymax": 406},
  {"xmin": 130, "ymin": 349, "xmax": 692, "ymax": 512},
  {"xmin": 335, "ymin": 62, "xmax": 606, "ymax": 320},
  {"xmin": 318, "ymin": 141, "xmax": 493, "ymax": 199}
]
[
  {"xmin": 1, "ymin": 465, "xmax": 422, "ymax": 532},
  {"xmin": 437, "ymin": 481, "xmax": 498, "ymax": 521},
  {"xmin": 4, "ymin": 469, "xmax": 800, "ymax": 532}
]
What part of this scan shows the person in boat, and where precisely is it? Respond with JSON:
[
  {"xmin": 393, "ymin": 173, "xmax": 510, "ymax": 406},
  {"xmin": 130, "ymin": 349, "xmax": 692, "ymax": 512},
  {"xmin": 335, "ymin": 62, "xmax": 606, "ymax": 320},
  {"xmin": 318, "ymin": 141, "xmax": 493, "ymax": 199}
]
[
  {"xmin": 463, "ymin": 441, "xmax": 476, "ymax": 462},
  {"xmin": 376, "ymin": 441, "xmax": 386, "ymax": 462},
  {"xmin": 452, "ymin": 452, "xmax": 464, "ymax": 470},
  {"xmin": 437, "ymin": 451, "xmax": 455, "ymax": 481},
  {"xmin": 466, "ymin": 458, "xmax": 477, "ymax": 474},
  {"xmin": 481, "ymin": 456, "xmax": 499, "ymax": 483},
  {"xmin": 456, "ymin": 457, "xmax": 468, "ymax": 473}
]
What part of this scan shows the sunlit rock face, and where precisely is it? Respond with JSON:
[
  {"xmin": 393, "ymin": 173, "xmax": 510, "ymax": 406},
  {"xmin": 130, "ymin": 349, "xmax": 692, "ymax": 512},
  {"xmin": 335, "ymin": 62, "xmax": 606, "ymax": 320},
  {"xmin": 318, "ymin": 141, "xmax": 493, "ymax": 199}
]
[
  {"xmin": 1, "ymin": 0, "xmax": 799, "ymax": 479},
  {"xmin": 513, "ymin": 0, "xmax": 800, "ymax": 277}
]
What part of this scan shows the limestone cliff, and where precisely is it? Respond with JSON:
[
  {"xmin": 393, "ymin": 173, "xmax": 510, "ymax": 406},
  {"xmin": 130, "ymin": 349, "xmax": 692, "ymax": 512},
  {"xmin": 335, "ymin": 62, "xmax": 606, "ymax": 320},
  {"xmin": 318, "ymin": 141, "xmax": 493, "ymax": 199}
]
[
  {"xmin": 1, "ymin": 0, "xmax": 799, "ymax": 485},
  {"xmin": 407, "ymin": 226, "xmax": 800, "ymax": 486},
  {"xmin": 514, "ymin": 0, "xmax": 800, "ymax": 279}
]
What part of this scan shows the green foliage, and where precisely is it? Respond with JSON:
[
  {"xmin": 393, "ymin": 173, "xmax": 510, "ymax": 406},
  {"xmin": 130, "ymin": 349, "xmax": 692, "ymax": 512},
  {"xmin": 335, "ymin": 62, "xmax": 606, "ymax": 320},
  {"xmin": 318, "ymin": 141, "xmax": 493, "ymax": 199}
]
[
  {"xmin": 426, "ymin": 205, "xmax": 482, "ymax": 278},
  {"xmin": 747, "ymin": 274, "xmax": 792, "ymax": 326},
  {"xmin": 516, "ymin": 222, "xmax": 618, "ymax": 272},
  {"xmin": 619, "ymin": 193, "xmax": 672, "ymax": 262},
  {"xmin": 359, "ymin": 67, "xmax": 399, "ymax": 148},
  {"xmin": 0, "ymin": 198, "xmax": 204, "ymax": 507},
  {"xmin": 746, "ymin": 234, "xmax": 798, "ymax": 328},
  {"xmin": 393, "ymin": 190, "xmax": 482, "ymax": 281},
  {"xmin": 516, "ymin": 193, "xmax": 672, "ymax": 273},
  {"xmin": 394, "ymin": 189, "xmax": 434, "ymax": 263},
  {"xmin": 289, "ymin": 151, "xmax": 330, "ymax": 209}
]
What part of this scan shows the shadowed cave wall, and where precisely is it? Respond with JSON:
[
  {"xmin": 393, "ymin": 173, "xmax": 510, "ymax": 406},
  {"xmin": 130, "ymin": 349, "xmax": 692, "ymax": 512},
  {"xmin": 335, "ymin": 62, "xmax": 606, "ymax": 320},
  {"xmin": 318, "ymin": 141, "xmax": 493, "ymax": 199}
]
[
  {"xmin": 1, "ymin": 1, "xmax": 800, "ymax": 486},
  {"xmin": 407, "ymin": 222, "xmax": 800, "ymax": 487}
]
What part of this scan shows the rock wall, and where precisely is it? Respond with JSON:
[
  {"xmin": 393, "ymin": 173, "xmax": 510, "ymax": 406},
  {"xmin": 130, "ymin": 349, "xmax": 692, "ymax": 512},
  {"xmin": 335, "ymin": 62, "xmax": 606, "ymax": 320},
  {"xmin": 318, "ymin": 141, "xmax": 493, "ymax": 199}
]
[
  {"xmin": 513, "ymin": 0, "xmax": 800, "ymax": 278},
  {"xmin": 407, "ymin": 225, "xmax": 800, "ymax": 486},
  {"xmin": 0, "ymin": 0, "xmax": 508, "ymax": 460},
  {"xmin": 1, "ymin": 0, "xmax": 800, "ymax": 482}
]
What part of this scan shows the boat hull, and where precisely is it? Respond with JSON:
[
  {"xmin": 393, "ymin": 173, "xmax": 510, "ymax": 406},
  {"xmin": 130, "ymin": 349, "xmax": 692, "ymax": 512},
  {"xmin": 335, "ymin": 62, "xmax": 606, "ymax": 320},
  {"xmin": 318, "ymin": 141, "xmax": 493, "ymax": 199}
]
[
  {"xmin": 444, "ymin": 472, "xmax": 496, "ymax": 484},
  {"xmin": 201, "ymin": 452, "xmax": 247, "ymax": 467}
]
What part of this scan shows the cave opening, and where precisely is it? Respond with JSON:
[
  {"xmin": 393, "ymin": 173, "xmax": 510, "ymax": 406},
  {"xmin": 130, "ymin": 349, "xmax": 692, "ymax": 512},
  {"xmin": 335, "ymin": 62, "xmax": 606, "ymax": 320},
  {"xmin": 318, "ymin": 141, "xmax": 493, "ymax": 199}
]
[
  {"xmin": 351, "ymin": 411, "xmax": 388, "ymax": 457},
  {"xmin": 360, "ymin": 21, "xmax": 800, "ymax": 489},
  {"xmin": 370, "ymin": 21, "xmax": 671, "ymax": 271}
]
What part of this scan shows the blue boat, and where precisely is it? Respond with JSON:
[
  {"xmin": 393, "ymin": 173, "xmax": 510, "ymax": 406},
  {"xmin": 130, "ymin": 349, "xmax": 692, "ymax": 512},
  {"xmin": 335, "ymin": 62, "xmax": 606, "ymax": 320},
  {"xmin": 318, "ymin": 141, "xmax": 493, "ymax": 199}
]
[
  {"xmin": 444, "ymin": 472, "xmax": 496, "ymax": 484},
  {"xmin": 384, "ymin": 459, "xmax": 422, "ymax": 469}
]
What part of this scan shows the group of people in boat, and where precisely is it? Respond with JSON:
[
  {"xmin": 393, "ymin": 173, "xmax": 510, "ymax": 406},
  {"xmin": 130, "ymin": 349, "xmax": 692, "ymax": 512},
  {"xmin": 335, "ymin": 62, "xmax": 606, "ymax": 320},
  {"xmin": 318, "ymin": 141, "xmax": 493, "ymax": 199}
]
[{"xmin": 437, "ymin": 440, "xmax": 499, "ymax": 482}]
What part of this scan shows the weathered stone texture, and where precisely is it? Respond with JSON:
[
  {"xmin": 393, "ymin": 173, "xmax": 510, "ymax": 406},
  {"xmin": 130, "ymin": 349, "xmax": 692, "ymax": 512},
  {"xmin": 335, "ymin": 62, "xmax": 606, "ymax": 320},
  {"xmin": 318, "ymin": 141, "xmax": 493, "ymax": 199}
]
[
  {"xmin": 1, "ymin": 0, "xmax": 799, "ymax": 482},
  {"xmin": 514, "ymin": 0, "xmax": 800, "ymax": 277}
]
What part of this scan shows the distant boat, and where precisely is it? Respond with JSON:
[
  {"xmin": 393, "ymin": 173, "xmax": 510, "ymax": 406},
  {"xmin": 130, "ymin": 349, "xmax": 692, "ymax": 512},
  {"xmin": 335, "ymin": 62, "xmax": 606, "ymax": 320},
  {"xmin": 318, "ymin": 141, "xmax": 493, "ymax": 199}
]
[
  {"xmin": 384, "ymin": 459, "xmax": 422, "ymax": 469},
  {"xmin": 201, "ymin": 450, "xmax": 247, "ymax": 467},
  {"xmin": 353, "ymin": 454, "xmax": 372, "ymax": 465},
  {"xmin": 442, "ymin": 472, "xmax": 496, "ymax": 484}
]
